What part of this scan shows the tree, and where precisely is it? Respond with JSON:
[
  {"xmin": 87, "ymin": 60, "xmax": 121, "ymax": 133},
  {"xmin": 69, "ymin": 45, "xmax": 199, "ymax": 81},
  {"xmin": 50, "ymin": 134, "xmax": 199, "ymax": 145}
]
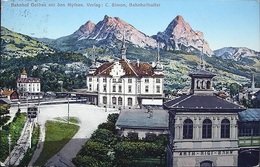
[{"xmin": 0, "ymin": 104, "xmax": 10, "ymax": 126}]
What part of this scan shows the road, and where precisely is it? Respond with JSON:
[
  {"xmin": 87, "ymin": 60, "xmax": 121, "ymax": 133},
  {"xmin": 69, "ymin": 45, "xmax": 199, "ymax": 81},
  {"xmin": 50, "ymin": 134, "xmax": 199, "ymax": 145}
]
[{"xmin": 26, "ymin": 103, "xmax": 119, "ymax": 166}]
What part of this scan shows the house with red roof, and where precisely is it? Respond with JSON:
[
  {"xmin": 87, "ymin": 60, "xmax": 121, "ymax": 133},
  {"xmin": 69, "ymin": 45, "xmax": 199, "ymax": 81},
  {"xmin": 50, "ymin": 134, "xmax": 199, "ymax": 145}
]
[
  {"xmin": 16, "ymin": 68, "xmax": 42, "ymax": 99},
  {"xmin": 86, "ymin": 36, "xmax": 164, "ymax": 109}
]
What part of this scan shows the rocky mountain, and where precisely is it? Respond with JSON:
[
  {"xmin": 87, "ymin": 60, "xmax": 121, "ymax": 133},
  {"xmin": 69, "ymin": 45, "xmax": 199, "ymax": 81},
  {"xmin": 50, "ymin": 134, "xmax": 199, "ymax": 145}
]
[
  {"xmin": 2, "ymin": 16, "xmax": 259, "ymax": 90},
  {"xmin": 213, "ymin": 47, "xmax": 260, "ymax": 64},
  {"xmin": 74, "ymin": 15, "xmax": 157, "ymax": 48},
  {"xmin": 156, "ymin": 15, "xmax": 213, "ymax": 55},
  {"xmin": 50, "ymin": 15, "xmax": 157, "ymax": 53},
  {"xmin": 39, "ymin": 15, "xmax": 212, "ymax": 56},
  {"xmin": 1, "ymin": 27, "xmax": 55, "ymax": 58}
]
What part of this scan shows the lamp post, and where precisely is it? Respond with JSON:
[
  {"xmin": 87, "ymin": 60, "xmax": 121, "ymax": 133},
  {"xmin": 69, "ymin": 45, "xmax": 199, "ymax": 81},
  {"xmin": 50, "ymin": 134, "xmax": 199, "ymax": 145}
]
[
  {"xmin": 8, "ymin": 133, "xmax": 11, "ymax": 167},
  {"xmin": 67, "ymin": 94, "xmax": 70, "ymax": 124},
  {"xmin": 17, "ymin": 101, "xmax": 20, "ymax": 110}
]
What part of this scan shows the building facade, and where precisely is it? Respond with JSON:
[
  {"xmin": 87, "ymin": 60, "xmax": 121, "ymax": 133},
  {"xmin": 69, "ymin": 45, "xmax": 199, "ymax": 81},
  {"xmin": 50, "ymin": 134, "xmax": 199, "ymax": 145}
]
[
  {"xmin": 16, "ymin": 68, "xmax": 42, "ymax": 99},
  {"xmin": 115, "ymin": 108, "xmax": 169, "ymax": 139},
  {"xmin": 86, "ymin": 38, "xmax": 164, "ymax": 109},
  {"xmin": 164, "ymin": 61, "xmax": 245, "ymax": 167}
]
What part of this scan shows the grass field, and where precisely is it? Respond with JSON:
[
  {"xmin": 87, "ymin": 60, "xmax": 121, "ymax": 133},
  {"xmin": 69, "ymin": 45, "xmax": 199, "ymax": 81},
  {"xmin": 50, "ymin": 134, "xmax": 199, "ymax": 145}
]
[
  {"xmin": 33, "ymin": 121, "xmax": 79, "ymax": 166},
  {"xmin": 53, "ymin": 116, "xmax": 80, "ymax": 124}
]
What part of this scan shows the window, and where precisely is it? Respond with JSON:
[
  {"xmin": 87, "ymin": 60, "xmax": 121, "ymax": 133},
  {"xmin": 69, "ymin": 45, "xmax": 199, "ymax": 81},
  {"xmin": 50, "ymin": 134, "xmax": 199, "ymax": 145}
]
[
  {"xmin": 128, "ymin": 86, "xmax": 132, "ymax": 93},
  {"xmin": 89, "ymin": 78, "xmax": 92, "ymax": 82},
  {"xmin": 103, "ymin": 85, "xmax": 107, "ymax": 92},
  {"xmin": 118, "ymin": 97, "xmax": 122, "ymax": 105},
  {"xmin": 156, "ymin": 85, "xmax": 160, "ymax": 93},
  {"xmin": 145, "ymin": 79, "xmax": 149, "ymax": 83},
  {"xmin": 196, "ymin": 80, "xmax": 200, "ymax": 89},
  {"xmin": 89, "ymin": 84, "xmax": 92, "ymax": 91},
  {"xmin": 112, "ymin": 78, "xmax": 116, "ymax": 83},
  {"xmin": 202, "ymin": 119, "xmax": 212, "ymax": 139},
  {"xmin": 145, "ymin": 85, "xmax": 149, "ymax": 93},
  {"xmin": 112, "ymin": 97, "xmax": 116, "ymax": 105},
  {"xmin": 118, "ymin": 85, "xmax": 122, "ymax": 92},
  {"xmin": 221, "ymin": 119, "xmax": 230, "ymax": 138},
  {"xmin": 128, "ymin": 98, "xmax": 132, "ymax": 106},
  {"xmin": 113, "ymin": 85, "xmax": 116, "ymax": 92},
  {"xmin": 103, "ymin": 78, "xmax": 107, "ymax": 83},
  {"xmin": 156, "ymin": 79, "xmax": 160, "ymax": 83},
  {"xmin": 206, "ymin": 81, "xmax": 211, "ymax": 89},
  {"xmin": 183, "ymin": 119, "xmax": 193, "ymax": 139},
  {"xmin": 97, "ymin": 84, "xmax": 99, "ymax": 91},
  {"xmin": 239, "ymin": 124, "xmax": 260, "ymax": 137},
  {"xmin": 118, "ymin": 78, "xmax": 122, "ymax": 83},
  {"xmin": 128, "ymin": 79, "xmax": 132, "ymax": 83},
  {"xmin": 127, "ymin": 132, "xmax": 138, "ymax": 141},
  {"xmin": 200, "ymin": 161, "xmax": 213, "ymax": 167},
  {"xmin": 103, "ymin": 96, "xmax": 107, "ymax": 104},
  {"xmin": 145, "ymin": 133, "xmax": 156, "ymax": 141}
]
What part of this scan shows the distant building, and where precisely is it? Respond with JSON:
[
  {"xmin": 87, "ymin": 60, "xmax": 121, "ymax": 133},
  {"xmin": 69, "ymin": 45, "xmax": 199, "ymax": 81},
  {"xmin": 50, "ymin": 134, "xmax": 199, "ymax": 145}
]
[
  {"xmin": 16, "ymin": 68, "xmax": 42, "ymax": 99},
  {"xmin": 0, "ymin": 97, "xmax": 11, "ymax": 106},
  {"xmin": 86, "ymin": 36, "xmax": 164, "ymax": 109},
  {"xmin": 1, "ymin": 90, "xmax": 19, "ymax": 101},
  {"xmin": 237, "ymin": 108, "xmax": 260, "ymax": 167},
  {"xmin": 115, "ymin": 108, "xmax": 168, "ymax": 138},
  {"xmin": 164, "ymin": 57, "xmax": 245, "ymax": 167}
]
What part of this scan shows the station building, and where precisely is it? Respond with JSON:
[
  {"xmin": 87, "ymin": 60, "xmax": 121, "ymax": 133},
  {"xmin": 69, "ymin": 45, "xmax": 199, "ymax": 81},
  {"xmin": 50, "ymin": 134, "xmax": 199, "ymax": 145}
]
[
  {"xmin": 164, "ymin": 61, "xmax": 246, "ymax": 167},
  {"xmin": 85, "ymin": 37, "xmax": 164, "ymax": 109}
]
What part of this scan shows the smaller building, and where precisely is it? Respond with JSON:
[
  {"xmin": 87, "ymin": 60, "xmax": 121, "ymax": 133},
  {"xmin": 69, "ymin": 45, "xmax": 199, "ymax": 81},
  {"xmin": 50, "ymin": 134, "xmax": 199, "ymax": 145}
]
[
  {"xmin": 16, "ymin": 68, "xmax": 42, "ymax": 99},
  {"xmin": 0, "ymin": 98, "xmax": 11, "ymax": 106},
  {"xmin": 1, "ymin": 90, "xmax": 19, "ymax": 101},
  {"xmin": 238, "ymin": 108, "xmax": 260, "ymax": 167},
  {"xmin": 115, "ymin": 108, "xmax": 168, "ymax": 139}
]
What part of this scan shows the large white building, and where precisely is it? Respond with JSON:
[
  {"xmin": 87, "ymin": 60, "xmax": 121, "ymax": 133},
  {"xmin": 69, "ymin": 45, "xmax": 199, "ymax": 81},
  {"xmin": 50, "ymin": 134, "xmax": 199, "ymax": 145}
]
[
  {"xmin": 86, "ymin": 37, "xmax": 164, "ymax": 109},
  {"xmin": 16, "ymin": 68, "xmax": 42, "ymax": 99}
]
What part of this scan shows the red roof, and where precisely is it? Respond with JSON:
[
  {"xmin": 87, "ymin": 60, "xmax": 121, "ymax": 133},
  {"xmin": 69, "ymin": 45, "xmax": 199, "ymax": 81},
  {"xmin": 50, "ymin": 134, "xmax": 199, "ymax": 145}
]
[
  {"xmin": 88, "ymin": 60, "xmax": 163, "ymax": 78},
  {"xmin": 17, "ymin": 77, "xmax": 40, "ymax": 83}
]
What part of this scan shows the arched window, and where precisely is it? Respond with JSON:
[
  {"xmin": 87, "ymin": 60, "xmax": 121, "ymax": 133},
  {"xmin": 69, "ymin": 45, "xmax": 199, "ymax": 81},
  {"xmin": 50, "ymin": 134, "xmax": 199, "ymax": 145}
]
[
  {"xmin": 221, "ymin": 119, "xmax": 230, "ymax": 138},
  {"xmin": 112, "ymin": 97, "xmax": 116, "ymax": 105},
  {"xmin": 196, "ymin": 80, "xmax": 200, "ymax": 89},
  {"xmin": 200, "ymin": 161, "xmax": 213, "ymax": 167},
  {"xmin": 118, "ymin": 97, "xmax": 122, "ymax": 105},
  {"xmin": 103, "ymin": 96, "xmax": 107, "ymax": 104},
  {"xmin": 201, "ymin": 80, "xmax": 205, "ymax": 89},
  {"xmin": 202, "ymin": 119, "xmax": 212, "ymax": 139},
  {"xmin": 183, "ymin": 119, "xmax": 193, "ymax": 139},
  {"xmin": 206, "ymin": 81, "xmax": 211, "ymax": 89},
  {"xmin": 128, "ymin": 98, "xmax": 132, "ymax": 106}
]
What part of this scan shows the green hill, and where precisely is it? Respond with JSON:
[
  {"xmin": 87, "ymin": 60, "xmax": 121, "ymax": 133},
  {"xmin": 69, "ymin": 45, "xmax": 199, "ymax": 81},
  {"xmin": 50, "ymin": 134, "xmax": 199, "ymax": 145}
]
[{"xmin": 1, "ymin": 26, "xmax": 55, "ymax": 58}]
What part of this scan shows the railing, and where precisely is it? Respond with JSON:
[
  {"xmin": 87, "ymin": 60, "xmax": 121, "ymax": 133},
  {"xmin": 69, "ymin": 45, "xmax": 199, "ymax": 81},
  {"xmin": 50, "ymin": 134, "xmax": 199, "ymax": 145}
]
[{"xmin": 239, "ymin": 136, "xmax": 260, "ymax": 147}]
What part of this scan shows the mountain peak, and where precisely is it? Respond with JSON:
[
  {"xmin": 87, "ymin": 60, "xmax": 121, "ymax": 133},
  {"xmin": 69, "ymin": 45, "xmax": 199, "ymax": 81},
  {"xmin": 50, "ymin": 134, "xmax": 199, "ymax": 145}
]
[
  {"xmin": 175, "ymin": 15, "xmax": 185, "ymax": 22},
  {"xmin": 72, "ymin": 20, "xmax": 96, "ymax": 39},
  {"xmin": 157, "ymin": 15, "xmax": 213, "ymax": 55}
]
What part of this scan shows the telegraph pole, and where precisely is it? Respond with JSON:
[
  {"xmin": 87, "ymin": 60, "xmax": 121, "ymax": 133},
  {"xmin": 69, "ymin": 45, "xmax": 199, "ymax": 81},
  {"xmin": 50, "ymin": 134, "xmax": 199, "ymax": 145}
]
[{"xmin": 67, "ymin": 94, "xmax": 70, "ymax": 124}]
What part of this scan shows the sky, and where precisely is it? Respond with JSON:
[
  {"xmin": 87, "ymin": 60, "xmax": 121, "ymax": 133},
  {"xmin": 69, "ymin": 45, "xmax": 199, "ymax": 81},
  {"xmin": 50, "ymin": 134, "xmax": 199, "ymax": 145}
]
[{"xmin": 1, "ymin": 0, "xmax": 259, "ymax": 51}]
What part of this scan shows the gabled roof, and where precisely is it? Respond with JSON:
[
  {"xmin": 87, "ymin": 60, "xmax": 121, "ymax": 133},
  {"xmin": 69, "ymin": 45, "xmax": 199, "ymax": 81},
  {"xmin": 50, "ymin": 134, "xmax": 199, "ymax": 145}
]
[
  {"xmin": 238, "ymin": 109, "xmax": 260, "ymax": 122},
  {"xmin": 88, "ymin": 59, "xmax": 164, "ymax": 77},
  {"xmin": 164, "ymin": 94, "xmax": 245, "ymax": 111},
  {"xmin": 2, "ymin": 90, "xmax": 14, "ymax": 96},
  {"xmin": 17, "ymin": 77, "xmax": 40, "ymax": 83},
  {"xmin": 116, "ymin": 109, "xmax": 168, "ymax": 129},
  {"xmin": 0, "ymin": 98, "xmax": 11, "ymax": 105}
]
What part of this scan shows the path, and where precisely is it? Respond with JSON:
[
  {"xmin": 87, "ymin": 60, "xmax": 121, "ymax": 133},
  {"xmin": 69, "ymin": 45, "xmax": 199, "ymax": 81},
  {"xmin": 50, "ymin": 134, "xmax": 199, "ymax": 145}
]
[{"xmin": 27, "ymin": 103, "xmax": 118, "ymax": 166}]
